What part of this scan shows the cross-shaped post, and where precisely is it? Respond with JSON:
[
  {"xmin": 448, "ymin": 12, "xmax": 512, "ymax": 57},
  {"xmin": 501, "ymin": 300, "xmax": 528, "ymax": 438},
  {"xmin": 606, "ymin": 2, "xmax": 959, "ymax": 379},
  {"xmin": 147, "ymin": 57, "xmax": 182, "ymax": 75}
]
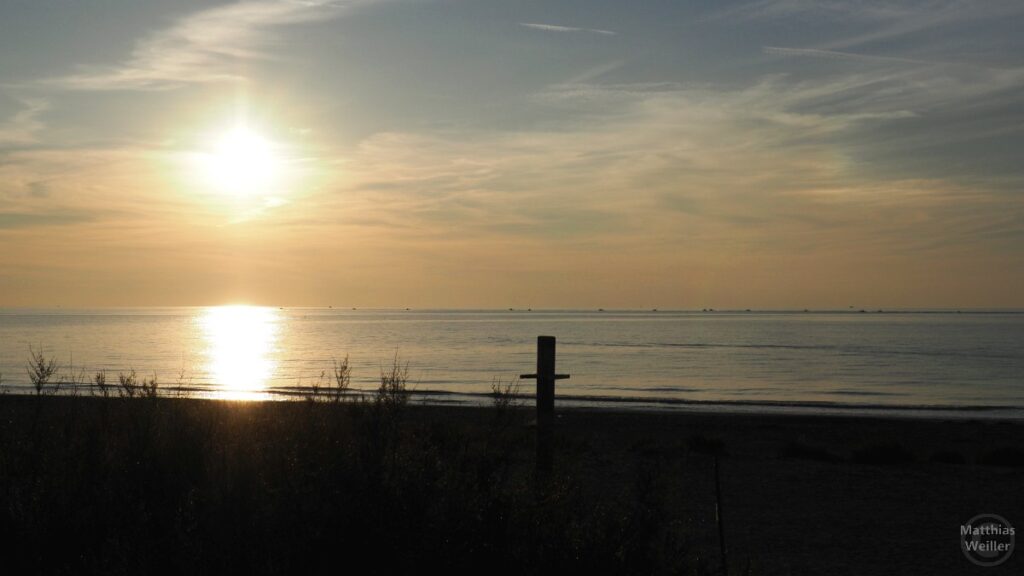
[{"xmin": 521, "ymin": 335, "xmax": 570, "ymax": 472}]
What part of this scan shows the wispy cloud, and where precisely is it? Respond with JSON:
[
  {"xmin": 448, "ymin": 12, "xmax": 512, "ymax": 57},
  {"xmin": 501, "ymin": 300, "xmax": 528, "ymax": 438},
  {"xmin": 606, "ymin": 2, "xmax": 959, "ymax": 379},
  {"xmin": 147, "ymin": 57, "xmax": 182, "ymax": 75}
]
[
  {"xmin": 0, "ymin": 209, "xmax": 96, "ymax": 230},
  {"xmin": 713, "ymin": 1, "xmax": 1024, "ymax": 53},
  {"xmin": 520, "ymin": 22, "xmax": 617, "ymax": 36},
  {"xmin": 706, "ymin": 0, "xmax": 918, "ymax": 24},
  {"xmin": 327, "ymin": 63, "xmax": 1024, "ymax": 269},
  {"xmin": 816, "ymin": 1, "xmax": 1024, "ymax": 51},
  {"xmin": 763, "ymin": 46, "xmax": 934, "ymax": 66},
  {"xmin": 42, "ymin": 0, "xmax": 364, "ymax": 91},
  {"xmin": 0, "ymin": 96, "xmax": 47, "ymax": 144}
]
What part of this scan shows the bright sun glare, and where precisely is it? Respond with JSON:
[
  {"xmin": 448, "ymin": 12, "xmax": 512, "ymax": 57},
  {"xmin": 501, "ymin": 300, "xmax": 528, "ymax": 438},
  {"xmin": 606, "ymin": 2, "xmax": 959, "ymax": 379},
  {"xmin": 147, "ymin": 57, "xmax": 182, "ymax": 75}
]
[
  {"xmin": 199, "ymin": 305, "xmax": 280, "ymax": 400},
  {"xmin": 199, "ymin": 125, "xmax": 281, "ymax": 197}
]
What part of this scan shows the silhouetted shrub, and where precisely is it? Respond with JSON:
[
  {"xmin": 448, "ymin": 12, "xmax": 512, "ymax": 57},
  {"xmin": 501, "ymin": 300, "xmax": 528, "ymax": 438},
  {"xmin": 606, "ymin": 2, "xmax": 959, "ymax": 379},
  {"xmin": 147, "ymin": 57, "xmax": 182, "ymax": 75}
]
[
  {"xmin": 117, "ymin": 369, "xmax": 138, "ymax": 397},
  {"xmin": 331, "ymin": 355, "xmax": 351, "ymax": 402},
  {"xmin": 490, "ymin": 376, "xmax": 520, "ymax": 416},
  {"xmin": 93, "ymin": 370, "xmax": 109, "ymax": 397},
  {"xmin": 26, "ymin": 346, "xmax": 58, "ymax": 395},
  {"xmin": 377, "ymin": 354, "xmax": 409, "ymax": 410},
  {"xmin": 140, "ymin": 374, "xmax": 159, "ymax": 398}
]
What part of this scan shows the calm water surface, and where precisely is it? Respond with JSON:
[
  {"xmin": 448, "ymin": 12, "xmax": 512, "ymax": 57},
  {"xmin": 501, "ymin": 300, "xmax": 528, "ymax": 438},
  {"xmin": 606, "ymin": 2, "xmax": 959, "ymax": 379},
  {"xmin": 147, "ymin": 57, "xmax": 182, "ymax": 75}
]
[{"xmin": 1, "ymin": 308, "xmax": 1022, "ymax": 413}]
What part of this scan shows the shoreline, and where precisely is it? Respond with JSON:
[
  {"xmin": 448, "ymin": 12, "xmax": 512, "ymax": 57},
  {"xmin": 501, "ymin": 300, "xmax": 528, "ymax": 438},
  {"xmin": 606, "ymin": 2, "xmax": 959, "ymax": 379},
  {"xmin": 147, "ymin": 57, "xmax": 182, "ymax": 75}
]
[
  {"xmin": 4, "ymin": 309, "xmax": 1021, "ymax": 416},
  {"xmin": 5, "ymin": 383, "xmax": 1023, "ymax": 420}
]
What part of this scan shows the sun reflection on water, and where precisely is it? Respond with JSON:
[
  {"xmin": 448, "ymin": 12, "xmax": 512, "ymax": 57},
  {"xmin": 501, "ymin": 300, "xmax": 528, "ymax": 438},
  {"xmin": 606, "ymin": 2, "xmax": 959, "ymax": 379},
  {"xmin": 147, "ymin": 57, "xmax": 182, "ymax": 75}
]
[{"xmin": 199, "ymin": 305, "xmax": 280, "ymax": 400}]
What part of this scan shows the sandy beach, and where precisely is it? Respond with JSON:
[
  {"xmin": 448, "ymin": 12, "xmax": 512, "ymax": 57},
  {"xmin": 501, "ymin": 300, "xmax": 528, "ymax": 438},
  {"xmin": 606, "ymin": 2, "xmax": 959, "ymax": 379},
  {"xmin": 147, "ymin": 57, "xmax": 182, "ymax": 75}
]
[
  {"xmin": 553, "ymin": 408, "xmax": 1024, "ymax": 574},
  {"xmin": 1, "ymin": 395, "xmax": 1020, "ymax": 574}
]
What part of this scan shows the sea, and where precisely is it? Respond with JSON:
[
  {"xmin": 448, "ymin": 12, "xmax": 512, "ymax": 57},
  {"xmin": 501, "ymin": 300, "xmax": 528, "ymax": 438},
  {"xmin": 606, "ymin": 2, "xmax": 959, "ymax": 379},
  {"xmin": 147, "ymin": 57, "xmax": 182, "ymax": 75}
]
[{"xmin": 1, "ymin": 307, "xmax": 1022, "ymax": 417}]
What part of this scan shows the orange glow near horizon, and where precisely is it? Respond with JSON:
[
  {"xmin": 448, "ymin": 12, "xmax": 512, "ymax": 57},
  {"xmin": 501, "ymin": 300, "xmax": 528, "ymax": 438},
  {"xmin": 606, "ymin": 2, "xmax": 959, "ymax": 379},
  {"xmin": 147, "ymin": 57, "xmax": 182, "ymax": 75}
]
[{"xmin": 198, "ymin": 305, "xmax": 280, "ymax": 400}]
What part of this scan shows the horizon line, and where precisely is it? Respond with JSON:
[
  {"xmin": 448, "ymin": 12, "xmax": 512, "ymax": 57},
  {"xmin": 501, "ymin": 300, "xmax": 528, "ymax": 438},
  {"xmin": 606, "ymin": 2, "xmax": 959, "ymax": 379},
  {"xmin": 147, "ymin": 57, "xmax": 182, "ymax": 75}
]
[{"xmin": 2, "ymin": 306, "xmax": 1023, "ymax": 313}]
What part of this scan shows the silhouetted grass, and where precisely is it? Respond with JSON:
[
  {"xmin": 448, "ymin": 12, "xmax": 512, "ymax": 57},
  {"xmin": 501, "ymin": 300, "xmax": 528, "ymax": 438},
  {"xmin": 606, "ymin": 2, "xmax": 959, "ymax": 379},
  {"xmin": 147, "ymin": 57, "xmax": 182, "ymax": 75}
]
[
  {"xmin": 305, "ymin": 356, "xmax": 352, "ymax": 404},
  {"xmin": 117, "ymin": 369, "xmax": 138, "ymax": 397},
  {"xmin": 0, "ymin": 395, "xmax": 690, "ymax": 575},
  {"xmin": 10, "ymin": 347, "xmax": 1019, "ymax": 574},
  {"xmin": 331, "ymin": 355, "xmax": 351, "ymax": 402},
  {"xmin": 490, "ymin": 376, "xmax": 521, "ymax": 416},
  {"xmin": 93, "ymin": 370, "xmax": 109, "ymax": 397},
  {"xmin": 0, "ymin": 343, "xmax": 692, "ymax": 573},
  {"xmin": 4, "ymin": 387, "xmax": 1022, "ymax": 575},
  {"xmin": 377, "ymin": 353, "xmax": 410, "ymax": 410}
]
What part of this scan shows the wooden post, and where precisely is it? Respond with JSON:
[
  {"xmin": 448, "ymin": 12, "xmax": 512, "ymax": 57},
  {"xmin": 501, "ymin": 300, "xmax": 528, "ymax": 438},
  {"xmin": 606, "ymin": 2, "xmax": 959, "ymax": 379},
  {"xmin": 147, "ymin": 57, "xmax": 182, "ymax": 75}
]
[
  {"xmin": 714, "ymin": 455, "xmax": 728, "ymax": 576},
  {"xmin": 521, "ymin": 335, "xmax": 569, "ymax": 472}
]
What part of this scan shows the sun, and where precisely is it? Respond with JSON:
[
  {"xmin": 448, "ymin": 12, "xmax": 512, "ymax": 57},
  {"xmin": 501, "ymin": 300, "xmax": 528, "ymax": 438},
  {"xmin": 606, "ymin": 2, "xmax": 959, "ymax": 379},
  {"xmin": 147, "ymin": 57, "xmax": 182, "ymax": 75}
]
[{"xmin": 199, "ymin": 125, "xmax": 281, "ymax": 197}]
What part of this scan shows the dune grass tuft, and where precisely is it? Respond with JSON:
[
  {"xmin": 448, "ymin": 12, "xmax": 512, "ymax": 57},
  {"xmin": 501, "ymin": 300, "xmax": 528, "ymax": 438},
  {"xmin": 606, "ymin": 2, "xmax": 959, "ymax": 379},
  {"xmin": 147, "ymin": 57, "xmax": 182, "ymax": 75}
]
[
  {"xmin": 26, "ymin": 346, "xmax": 59, "ymax": 395},
  {"xmin": 377, "ymin": 353, "xmax": 409, "ymax": 410},
  {"xmin": 331, "ymin": 355, "xmax": 351, "ymax": 402}
]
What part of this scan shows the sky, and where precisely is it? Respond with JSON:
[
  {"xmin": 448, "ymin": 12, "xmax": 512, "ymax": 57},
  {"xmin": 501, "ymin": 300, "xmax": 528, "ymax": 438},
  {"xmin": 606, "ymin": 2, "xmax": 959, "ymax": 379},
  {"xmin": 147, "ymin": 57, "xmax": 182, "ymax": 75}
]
[{"xmin": 1, "ymin": 0, "xmax": 1022, "ymax": 309}]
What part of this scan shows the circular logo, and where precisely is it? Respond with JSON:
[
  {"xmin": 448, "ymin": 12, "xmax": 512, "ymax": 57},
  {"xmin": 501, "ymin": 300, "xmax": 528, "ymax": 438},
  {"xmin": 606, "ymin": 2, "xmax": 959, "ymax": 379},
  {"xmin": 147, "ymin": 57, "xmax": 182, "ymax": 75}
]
[{"xmin": 962, "ymin": 514, "xmax": 1015, "ymax": 567}]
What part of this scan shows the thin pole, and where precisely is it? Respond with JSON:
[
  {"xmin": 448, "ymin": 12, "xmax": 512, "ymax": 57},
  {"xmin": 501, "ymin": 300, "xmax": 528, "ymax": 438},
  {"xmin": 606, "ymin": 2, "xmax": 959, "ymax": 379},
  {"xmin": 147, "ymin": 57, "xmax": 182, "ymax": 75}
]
[
  {"xmin": 714, "ymin": 455, "xmax": 728, "ymax": 575},
  {"xmin": 536, "ymin": 336, "xmax": 555, "ymax": 472}
]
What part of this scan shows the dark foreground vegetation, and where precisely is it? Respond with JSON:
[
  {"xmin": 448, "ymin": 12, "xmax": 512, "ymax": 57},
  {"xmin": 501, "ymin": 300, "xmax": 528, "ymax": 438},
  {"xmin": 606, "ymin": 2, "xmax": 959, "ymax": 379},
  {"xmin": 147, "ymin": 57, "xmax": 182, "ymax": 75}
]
[
  {"xmin": 0, "ymin": 391, "xmax": 695, "ymax": 575},
  {"xmin": 1, "ymin": 389, "xmax": 1023, "ymax": 575}
]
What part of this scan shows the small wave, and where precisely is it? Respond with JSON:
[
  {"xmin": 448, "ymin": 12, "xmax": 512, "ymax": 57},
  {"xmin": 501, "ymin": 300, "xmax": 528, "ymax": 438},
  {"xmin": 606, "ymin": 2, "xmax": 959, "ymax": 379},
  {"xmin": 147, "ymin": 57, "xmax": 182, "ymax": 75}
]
[
  {"xmin": 583, "ymin": 341, "xmax": 1020, "ymax": 360},
  {"xmin": 583, "ymin": 385, "xmax": 705, "ymax": 393},
  {"xmin": 825, "ymin": 389, "xmax": 910, "ymax": 397},
  {"xmin": 405, "ymin": 388, "xmax": 1023, "ymax": 416}
]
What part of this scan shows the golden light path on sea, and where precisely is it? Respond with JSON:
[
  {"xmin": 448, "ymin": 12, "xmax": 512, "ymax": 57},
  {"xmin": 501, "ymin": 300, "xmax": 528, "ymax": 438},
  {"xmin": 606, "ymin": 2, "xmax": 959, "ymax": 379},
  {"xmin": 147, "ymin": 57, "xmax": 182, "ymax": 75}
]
[{"xmin": 198, "ymin": 305, "xmax": 280, "ymax": 400}]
